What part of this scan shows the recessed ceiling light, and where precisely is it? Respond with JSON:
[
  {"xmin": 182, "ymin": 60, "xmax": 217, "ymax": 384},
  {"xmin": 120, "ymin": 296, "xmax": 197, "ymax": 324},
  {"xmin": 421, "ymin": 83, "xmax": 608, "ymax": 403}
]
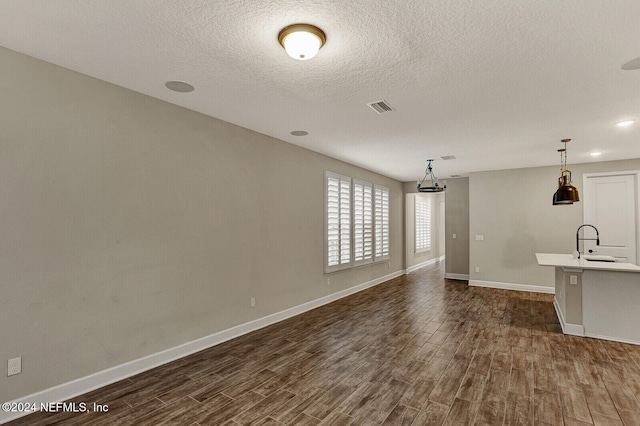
[
  {"xmin": 622, "ymin": 56, "xmax": 640, "ymax": 71},
  {"xmin": 616, "ymin": 120, "xmax": 635, "ymax": 127},
  {"xmin": 290, "ymin": 130, "xmax": 309, "ymax": 136},
  {"xmin": 590, "ymin": 152, "xmax": 602, "ymax": 157},
  {"xmin": 165, "ymin": 81, "xmax": 194, "ymax": 93}
]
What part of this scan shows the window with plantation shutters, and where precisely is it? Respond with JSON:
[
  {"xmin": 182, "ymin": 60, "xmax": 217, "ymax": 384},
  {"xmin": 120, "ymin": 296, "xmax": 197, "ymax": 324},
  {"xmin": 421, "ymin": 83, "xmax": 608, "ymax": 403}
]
[
  {"xmin": 325, "ymin": 172, "xmax": 351, "ymax": 272},
  {"xmin": 374, "ymin": 185, "xmax": 390, "ymax": 261},
  {"xmin": 415, "ymin": 195, "xmax": 432, "ymax": 253},
  {"xmin": 325, "ymin": 172, "xmax": 390, "ymax": 273},
  {"xmin": 353, "ymin": 180, "xmax": 373, "ymax": 266}
]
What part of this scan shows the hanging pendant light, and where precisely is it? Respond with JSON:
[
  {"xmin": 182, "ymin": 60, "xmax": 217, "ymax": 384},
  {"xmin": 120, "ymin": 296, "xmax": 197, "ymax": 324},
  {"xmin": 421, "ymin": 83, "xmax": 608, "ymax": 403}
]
[
  {"xmin": 552, "ymin": 138, "xmax": 580, "ymax": 205},
  {"xmin": 417, "ymin": 159, "xmax": 445, "ymax": 192}
]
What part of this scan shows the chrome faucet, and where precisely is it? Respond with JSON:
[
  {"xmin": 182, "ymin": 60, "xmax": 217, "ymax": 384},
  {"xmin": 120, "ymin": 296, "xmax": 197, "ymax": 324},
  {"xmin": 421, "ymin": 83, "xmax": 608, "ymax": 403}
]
[{"xmin": 576, "ymin": 224, "xmax": 600, "ymax": 259}]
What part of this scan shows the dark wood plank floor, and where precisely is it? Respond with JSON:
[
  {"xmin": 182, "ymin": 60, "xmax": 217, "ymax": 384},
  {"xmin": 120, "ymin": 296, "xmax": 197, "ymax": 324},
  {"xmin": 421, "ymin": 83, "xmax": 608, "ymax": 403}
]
[{"xmin": 8, "ymin": 264, "xmax": 640, "ymax": 425}]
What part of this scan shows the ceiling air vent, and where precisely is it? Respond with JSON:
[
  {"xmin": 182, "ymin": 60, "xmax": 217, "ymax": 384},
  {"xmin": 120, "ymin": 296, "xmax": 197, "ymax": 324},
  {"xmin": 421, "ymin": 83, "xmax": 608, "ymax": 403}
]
[
  {"xmin": 440, "ymin": 155, "xmax": 456, "ymax": 160},
  {"xmin": 367, "ymin": 100, "xmax": 394, "ymax": 114}
]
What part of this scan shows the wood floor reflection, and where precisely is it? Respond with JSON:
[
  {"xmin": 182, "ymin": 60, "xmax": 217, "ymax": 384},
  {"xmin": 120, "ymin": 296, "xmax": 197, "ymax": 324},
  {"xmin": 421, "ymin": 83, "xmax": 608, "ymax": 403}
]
[{"xmin": 8, "ymin": 264, "xmax": 640, "ymax": 425}]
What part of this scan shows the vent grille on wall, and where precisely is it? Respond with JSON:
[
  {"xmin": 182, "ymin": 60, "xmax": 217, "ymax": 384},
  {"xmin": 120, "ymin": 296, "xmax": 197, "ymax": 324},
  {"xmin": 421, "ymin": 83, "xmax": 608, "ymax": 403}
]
[
  {"xmin": 367, "ymin": 100, "xmax": 394, "ymax": 114},
  {"xmin": 440, "ymin": 155, "xmax": 456, "ymax": 160}
]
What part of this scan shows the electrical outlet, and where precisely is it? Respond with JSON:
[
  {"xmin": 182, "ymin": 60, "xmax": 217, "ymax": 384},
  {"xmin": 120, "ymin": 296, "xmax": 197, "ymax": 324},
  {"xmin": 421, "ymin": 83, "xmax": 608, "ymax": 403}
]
[
  {"xmin": 250, "ymin": 297, "xmax": 256, "ymax": 307},
  {"xmin": 475, "ymin": 267, "xmax": 480, "ymax": 273},
  {"xmin": 453, "ymin": 233, "xmax": 457, "ymax": 239},
  {"xmin": 327, "ymin": 278, "xmax": 330, "ymax": 286},
  {"xmin": 475, "ymin": 235, "xmax": 484, "ymax": 241},
  {"xmin": 570, "ymin": 275, "xmax": 578, "ymax": 285},
  {"xmin": 8, "ymin": 357, "xmax": 21, "ymax": 376}
]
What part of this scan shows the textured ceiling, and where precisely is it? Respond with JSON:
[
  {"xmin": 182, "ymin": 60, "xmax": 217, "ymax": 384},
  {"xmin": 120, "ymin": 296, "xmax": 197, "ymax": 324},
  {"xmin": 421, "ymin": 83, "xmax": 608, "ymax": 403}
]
[{"xmin": 0, "ymin": 0, "xmax": 639, "ymax": 181}]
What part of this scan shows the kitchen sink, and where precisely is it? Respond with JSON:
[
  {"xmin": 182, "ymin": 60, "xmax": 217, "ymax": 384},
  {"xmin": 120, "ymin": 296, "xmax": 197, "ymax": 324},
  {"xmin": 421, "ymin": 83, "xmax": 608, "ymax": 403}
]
[{"xmin": 583, "ymin": 255, "xmax": 616, "ymax": 262}]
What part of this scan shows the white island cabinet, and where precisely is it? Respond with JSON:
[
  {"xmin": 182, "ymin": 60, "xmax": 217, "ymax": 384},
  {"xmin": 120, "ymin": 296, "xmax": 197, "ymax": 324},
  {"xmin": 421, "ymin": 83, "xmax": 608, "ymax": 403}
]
[{"xmin": 536, "ymin": 253, "xmax": 640, "ymax": 345}]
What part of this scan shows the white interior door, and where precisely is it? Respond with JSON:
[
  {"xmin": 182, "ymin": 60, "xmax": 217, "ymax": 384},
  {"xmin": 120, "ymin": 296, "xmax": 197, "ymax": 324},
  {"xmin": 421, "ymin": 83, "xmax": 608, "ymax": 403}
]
[{"xmin": 583, "ymin": 172, "xmax": 638, "ymax": 263}]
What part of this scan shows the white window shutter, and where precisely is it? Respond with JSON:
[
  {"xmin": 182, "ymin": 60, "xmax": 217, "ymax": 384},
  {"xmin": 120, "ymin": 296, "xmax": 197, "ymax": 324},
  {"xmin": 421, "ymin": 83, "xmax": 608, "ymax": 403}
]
[
  {"xmin": 415, "ymin": 196, "xmax": 432, "ymax": 253},
  {"xmin": 374, "ymin": 185, "xmax": 390, "ymax": 260},
  {"xmin": 326, "ymin": 173, "xmax": 389, "ymax": 272},
  {"xmin": 354, "ymin": 180, "xmax": 373, "ymax": 265},
  {"xmin": 325, "ymin": 172, "xmax": 352, "ymax": 272},
  {"xmin": 339, "ymin": 178, "xmax": 351, "ymax": 265}
]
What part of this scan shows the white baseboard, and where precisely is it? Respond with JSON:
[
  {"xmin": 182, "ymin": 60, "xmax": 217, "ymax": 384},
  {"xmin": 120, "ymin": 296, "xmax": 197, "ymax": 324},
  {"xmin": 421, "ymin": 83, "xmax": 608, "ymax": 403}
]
[
  {"xmin": 584, "ymin": 332, "xmax": 640, "ymax": 346},
  {"xmin": 553, "ymin": 297, "xmax": 585, "ymax": 336},
  {"xmin": 469, "ymin": 280, "xmax": 555, "ymax": 294},
  {"xmin": 406, "ymin": 255, "xmax": 445, "ymax": 274},
  {"xmin": 0, "ymin": 270, "xmax": 404, "ymax": 425},
  {"xmin": 444, "ymin": 273, "xmax": 469, "ymax": 281}
]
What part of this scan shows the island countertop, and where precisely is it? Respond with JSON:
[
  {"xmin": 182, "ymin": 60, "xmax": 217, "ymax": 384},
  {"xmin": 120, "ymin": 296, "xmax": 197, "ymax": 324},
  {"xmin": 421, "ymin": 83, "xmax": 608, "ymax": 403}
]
[{"xmin": 536, "ymin": 253, "xmax": 640, "ymax": 273}]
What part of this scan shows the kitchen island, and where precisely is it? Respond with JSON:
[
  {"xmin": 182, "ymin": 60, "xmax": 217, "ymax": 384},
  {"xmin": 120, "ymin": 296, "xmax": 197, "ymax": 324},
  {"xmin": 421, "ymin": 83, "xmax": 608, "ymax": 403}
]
[{"xmin": 536, "ymin": 253, "xmax": 640, "ymax": 345}]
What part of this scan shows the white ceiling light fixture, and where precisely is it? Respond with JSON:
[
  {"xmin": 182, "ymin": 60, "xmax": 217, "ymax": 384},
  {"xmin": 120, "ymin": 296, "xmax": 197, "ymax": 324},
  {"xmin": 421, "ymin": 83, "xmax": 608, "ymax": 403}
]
[
  {"xmin": 165, "ymin": 81, "xmax": 194, "ymax": 93},
  {"xmin": 590, "ymin": 152, "xmax": 602, "ymax": 157},
  {"xmin": 622, "ymin": 56, "xmax": 640, "ymax": 71},
  {"xmin": 616, "ymin": 120, "xmax": 635, "ymax": 127},
  {"xmin": 278, "ymin": 24, "xmax": 326, "ymax": 61}
]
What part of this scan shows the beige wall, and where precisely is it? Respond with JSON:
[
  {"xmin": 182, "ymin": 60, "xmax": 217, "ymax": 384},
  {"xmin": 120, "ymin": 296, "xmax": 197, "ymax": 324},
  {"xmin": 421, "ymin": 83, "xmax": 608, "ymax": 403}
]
[
  {"xmin": 469, "ymin": 158, "xmax": 640, "ymax": 289},
  {"xmin": 444, "ymin": 178, "xmax": 469, "ymax": 277},
  {"xmin": 0, "ymin": 47, "xmax": 404, "ymax": 401}
]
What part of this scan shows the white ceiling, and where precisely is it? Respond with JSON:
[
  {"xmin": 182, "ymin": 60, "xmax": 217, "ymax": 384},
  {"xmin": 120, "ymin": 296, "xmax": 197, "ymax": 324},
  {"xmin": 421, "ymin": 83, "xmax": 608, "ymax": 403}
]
[{"xmin": 1, "ymin": 0, "xmax": 639, "ymax": 181}]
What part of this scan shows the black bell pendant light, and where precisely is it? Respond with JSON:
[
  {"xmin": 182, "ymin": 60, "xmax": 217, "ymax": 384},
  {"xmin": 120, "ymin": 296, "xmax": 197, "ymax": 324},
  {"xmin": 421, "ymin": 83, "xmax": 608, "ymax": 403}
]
[{"xmin": 552, "ymin": 139, "xmax": 580, "ymax": 205}]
